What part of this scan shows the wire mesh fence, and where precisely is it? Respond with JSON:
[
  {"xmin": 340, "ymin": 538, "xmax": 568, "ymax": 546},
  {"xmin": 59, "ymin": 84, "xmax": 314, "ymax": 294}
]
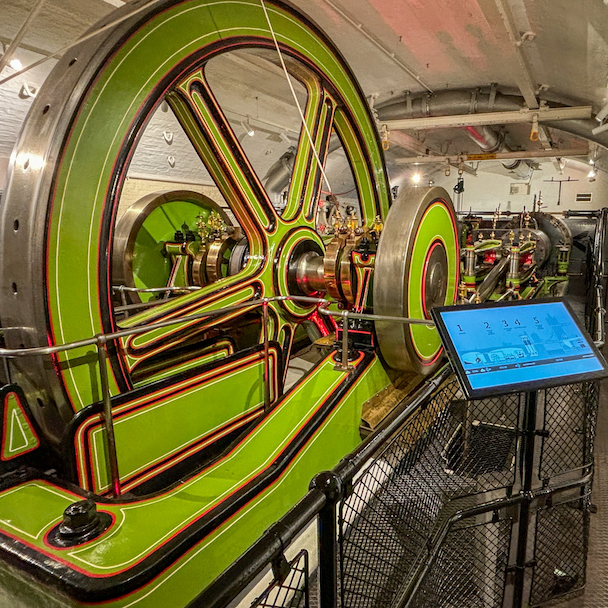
[
  {"xmin": 540, "ymin": 382, "xmax": 600, "ymax": 481},
  {"xmin": 339, "ymin": 378, "xmax": 521, "ymax": 608},
  {"xmin": 409, "ymin": 517, "xmax": 512, "ymax": 608},
  {"xmin": 201, "ymin": 369, "xmax": 601, "ymax": 608},
  {"xmin": 251, "ymin": 550, "xmax": 309, "ymax": 608},
  {"xmin": 530, "ymin": 493, "xmax": 590, "ymax": 606},
  {"xmin": 337, "ymin": 377, "xmax": 599, "ymax": 608}
]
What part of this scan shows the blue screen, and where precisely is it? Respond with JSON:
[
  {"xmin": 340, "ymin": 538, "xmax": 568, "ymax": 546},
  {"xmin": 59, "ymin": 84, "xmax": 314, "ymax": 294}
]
[{"xmin": 438, "ymin": 301, "xmax": 603, "ymax": 392}]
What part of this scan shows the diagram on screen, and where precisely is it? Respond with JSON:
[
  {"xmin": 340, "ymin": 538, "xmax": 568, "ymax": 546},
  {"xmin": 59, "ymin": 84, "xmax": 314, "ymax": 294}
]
[
  {"xmin": 458, "ymin": 308, "xmax": 589, "ymax": 372},
  {"xmin": 434, "ymin": 301, "xmax": 607, "ymax": 397}
]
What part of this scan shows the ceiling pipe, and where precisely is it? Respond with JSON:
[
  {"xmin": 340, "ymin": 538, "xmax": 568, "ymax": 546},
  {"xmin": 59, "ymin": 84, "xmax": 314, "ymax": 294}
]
[
  {"xmin": 263, "ymin": 138, "xmax": 343, "ymax": 199},
  {"xmin": 462, "ymin": 124, "xmax": 532, "ymax": 179},
  {"xmin": 376, "ymin": 89, "xmax": 608, "ymax": 154}
]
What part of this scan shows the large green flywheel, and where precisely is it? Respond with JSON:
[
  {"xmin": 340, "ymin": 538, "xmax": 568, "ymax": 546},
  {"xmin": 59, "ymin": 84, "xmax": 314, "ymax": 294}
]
[{"xmin": 0, "ymin": 0, "xmax": 389, "ymax": 441}]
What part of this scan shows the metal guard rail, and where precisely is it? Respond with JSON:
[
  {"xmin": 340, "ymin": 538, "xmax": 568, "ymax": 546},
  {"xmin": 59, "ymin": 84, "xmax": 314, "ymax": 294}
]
[
  {"xmin": 193, "ymin": 365, "xmax": 597, "ymax": 608},
  {"xmin": 191, "ymin": 364, "xmax": 453, "ymax": 608},
  {"xmin": 0, "ymin": 294, "xmax": 433, "ymax": 497}
]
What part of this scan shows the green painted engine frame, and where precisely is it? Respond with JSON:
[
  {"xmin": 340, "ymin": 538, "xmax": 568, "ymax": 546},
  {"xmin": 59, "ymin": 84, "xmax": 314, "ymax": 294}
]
[{"xmin": 0, "ymin": 352, "xmax": 391, "ymax": 607}]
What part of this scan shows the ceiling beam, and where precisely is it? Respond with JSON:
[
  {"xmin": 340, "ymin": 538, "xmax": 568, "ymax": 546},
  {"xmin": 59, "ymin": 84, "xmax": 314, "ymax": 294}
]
[
  {"xmin": 0, "ymin": 36, "xmax": 51, "ymax": 58},
  {"xmin": 386, "ymin": 130, "xmax": 441, "ymax": 156},
  {"xmin": 395, "ymin": 147, "xmax": 589, "ymax": 165},
  {"xmin": 475, "ymin": 0, "xmax": 539, "ymax": 109},
  {"xmin": 381, "ymin": 106, "xmax": 592, "ymax": 131},
  {"xmin": 537, "ymin": 126, "xmax": 565, "ymax": 174},
  {"xmin": 491, "ymin": 0, "xmax": 539, "ymax": 109}
]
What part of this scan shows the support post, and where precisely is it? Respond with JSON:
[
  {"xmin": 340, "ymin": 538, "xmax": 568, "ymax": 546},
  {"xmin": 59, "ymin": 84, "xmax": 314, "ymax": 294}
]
[
  {"xmin": 311, "ymin": 471, "xmax": 342, "ymax": 608},
  {"xmin": 96, "ymin": 336, "xmax": 121, "ymax": 498},
  {"xmin": 513, "ymin": 390, "xmax": 537, "ymax": 608},
  {"xmin": 263, "ymin": 299, "xmax": 271, "ymax": 412},
  {"xmin": 334, "ymin": 310, "xmax": 353, "ymax": 372}
]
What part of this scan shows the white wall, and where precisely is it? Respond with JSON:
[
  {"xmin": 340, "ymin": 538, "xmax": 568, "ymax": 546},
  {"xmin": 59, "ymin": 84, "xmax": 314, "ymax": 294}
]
[
  {"xmin": 414, "ymin": 159, "xmax": 608, "ymax": 214},
  {"xmin": 0, "ymin": 157, "xmax": 8, "ymax": 193}
]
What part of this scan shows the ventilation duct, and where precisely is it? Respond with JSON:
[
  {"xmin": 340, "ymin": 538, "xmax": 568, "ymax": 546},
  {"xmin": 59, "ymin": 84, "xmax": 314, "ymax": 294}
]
[{"xmin": 263, "ymin": 146, "xmax": 296, "ymax": 202}]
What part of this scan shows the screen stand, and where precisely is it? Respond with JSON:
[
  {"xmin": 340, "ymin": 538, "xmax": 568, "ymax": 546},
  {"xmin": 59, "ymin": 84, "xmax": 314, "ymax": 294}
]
[{"xmin": 513, "ymin": 389, "xmax": 538, "ymax": 608}]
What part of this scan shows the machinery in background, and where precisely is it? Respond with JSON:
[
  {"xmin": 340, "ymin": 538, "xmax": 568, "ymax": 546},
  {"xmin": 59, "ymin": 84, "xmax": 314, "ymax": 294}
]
[
  {"xmin": 458, "ymin": 205, "xmax": 608, "ymax": 345},
  {"xmin": 459, "ymin": 209, "xmax": 572, "ymax": 302}
]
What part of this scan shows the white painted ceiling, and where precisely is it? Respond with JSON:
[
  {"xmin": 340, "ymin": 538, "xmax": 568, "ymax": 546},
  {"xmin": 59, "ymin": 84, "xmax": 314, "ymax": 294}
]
[{"xmin": 2, "ymin": 0, "xmax": 608, "ymax": 191}]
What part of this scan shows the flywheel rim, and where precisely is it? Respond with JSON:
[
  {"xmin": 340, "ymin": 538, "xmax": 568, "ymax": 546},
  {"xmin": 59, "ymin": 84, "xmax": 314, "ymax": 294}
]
[{"xmin": 374, "ymin": 186, "xmax": 459, "ymax": 375}]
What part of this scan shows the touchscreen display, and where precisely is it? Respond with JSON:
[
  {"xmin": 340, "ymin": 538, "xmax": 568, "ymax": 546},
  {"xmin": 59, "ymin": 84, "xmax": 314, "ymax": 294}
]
[{"xmin": 432, "ymin": 300, "xmax": 607, "ymax": 397}]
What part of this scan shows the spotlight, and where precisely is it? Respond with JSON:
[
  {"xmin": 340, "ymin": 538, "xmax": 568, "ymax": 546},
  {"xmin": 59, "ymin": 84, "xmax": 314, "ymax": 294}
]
[
  {"xmin": 592, "ymin": 122, "xmax": 608, "ymax": 136},
  {"xmin": 9, "ymin": 58, "xmax": 22, "ymax": 71},
  {"xmin": 412, "ymin": 172, "xmax": 421, "ymax": 184},
  {"xmin": 588, "ymin": 169, "xmax": 597, "ymax": 182}
]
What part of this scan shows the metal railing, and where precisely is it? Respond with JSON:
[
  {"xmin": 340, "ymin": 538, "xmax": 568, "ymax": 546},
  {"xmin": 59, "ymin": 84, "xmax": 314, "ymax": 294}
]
[
  {"xmin": 0, "ymin": 294, "xmax": 433, "ymax": 497},
  {"xmin": 112, "ymin": 284, "xmax": 202, "ymax": 314},
  {"xmin": 590, "ymin": 207, "xmax": 607, "ymax": 346},
  {"xmin": 194, "ymin": 365, "xmax": 453, "ymax": 608},
  {"xmin": 193, "ymin": 371, "xmax": 599, "ymax": 608}
]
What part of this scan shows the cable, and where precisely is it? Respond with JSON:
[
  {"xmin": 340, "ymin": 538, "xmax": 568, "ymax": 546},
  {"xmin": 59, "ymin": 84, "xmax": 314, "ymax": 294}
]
[{"xmin": 259, "ymin": 0, "xmax": 333, "ymax": 194}]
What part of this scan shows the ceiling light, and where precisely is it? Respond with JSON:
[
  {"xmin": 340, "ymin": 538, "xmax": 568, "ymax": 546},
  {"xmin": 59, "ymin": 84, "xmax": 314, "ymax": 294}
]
[
  {"xmin": 241, "ymin": 118, "xmax": 255, "ymax": 137},
  {"xmin": 412, "ymin": 172, "xmax": 421, "ymax": 184},
  {"xmin": 9, "ymin": 58, "xmax": 22, "ymax": 71},
  {"xmin": 592, "ymin": 122, "xmax": 608, "ymax": 136}
]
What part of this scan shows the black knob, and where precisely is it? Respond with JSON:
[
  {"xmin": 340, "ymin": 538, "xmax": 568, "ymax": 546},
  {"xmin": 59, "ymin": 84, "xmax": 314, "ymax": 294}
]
[
  {"xmin": 47, "ymin": 499, "xmax": 112, "ymax": 547},
  {"xmin": 59, "ymin": 499, "xmax": 100, "ymax": 538}
]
